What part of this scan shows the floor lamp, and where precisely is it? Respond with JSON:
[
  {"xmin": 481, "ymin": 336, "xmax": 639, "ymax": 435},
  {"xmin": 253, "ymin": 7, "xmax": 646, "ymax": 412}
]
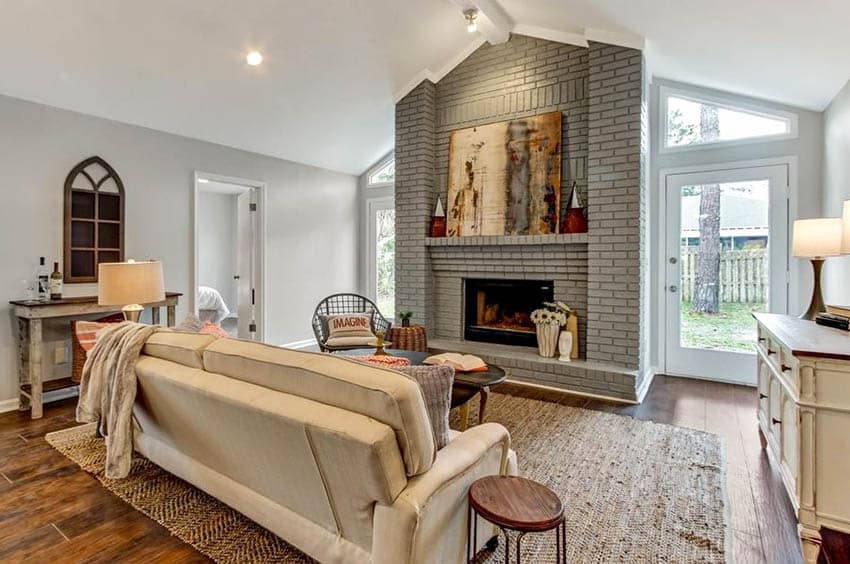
[{"xmin": 792, "ymin": 218, "xmax": 844, "ymax": 320}]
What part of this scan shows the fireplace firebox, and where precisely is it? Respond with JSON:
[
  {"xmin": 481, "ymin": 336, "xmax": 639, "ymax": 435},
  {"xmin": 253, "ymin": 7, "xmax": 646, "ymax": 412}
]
[{"xmin": 464, "ymin": 278, "xmax": 554, "ymax": 347}]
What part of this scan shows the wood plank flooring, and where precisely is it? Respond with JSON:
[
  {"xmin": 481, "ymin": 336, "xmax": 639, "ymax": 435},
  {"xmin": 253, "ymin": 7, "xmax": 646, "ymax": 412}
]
[{"xmin": 0, "ymin": 375, "xmax": 804, "ymax": 563}]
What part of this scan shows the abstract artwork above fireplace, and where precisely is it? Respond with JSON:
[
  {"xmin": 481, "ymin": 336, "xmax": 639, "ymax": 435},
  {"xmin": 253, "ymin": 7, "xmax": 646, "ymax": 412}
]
[
  {"xmin": 446, "ymin": 111, "xmax": 562, "ymax": 237},
  {"xmin": 465, "ymin": 278, "xmax": 554, "ymax": 347}
]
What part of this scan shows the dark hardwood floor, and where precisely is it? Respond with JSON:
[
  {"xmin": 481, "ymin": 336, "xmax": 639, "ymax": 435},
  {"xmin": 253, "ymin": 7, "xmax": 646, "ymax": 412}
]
[{"xmin": 0, "ymin": 375, "xmax": 804, "ymax": 563}]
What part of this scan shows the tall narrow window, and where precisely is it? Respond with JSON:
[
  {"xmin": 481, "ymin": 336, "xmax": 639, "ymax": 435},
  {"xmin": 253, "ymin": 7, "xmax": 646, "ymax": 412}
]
[
  {"xmin": 662, "ymin": 87, "xmax": 796, "ymax": 151},
  {"xmin": 368, "ymin": 198, "xmax": 395, "ymax": 318}
]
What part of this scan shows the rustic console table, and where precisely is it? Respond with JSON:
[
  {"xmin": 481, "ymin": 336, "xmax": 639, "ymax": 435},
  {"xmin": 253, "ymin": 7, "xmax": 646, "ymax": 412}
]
[{"xmin": 10, "ymin": 292, "xmax": 181, "ymax": 419}]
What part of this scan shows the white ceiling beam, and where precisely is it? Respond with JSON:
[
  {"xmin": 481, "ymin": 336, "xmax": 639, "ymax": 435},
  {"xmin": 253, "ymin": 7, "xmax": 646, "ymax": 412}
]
[{"xmin": 469, "ymin": 0, "xmax": 513, "ymax": 44}]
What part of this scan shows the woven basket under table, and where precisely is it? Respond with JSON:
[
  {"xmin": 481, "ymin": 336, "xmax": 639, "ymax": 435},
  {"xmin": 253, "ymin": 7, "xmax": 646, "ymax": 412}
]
[{"xmin": 386, "ymin": 325, "xmax": 428, "ymax": 352}]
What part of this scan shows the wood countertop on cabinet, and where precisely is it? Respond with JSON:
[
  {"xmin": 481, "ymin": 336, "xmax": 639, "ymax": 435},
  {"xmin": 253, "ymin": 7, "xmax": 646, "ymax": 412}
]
[{"xmin": 753, "ymin": 312, "xmax": 850, "ymax": 361}]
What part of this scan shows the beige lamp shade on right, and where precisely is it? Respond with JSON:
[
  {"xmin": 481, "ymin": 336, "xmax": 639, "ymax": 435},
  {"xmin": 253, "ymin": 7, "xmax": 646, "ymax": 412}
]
[
  {"xmin": 792, "ymin": 218, "xmax": 844, "ymax": 258},
  {"xmin": 98, "ymin": 260, "xmax": 165, "ymax": 321},
  {"xmin": 843, "ymin": 201, "xmax": 850, "ymax": 254}
]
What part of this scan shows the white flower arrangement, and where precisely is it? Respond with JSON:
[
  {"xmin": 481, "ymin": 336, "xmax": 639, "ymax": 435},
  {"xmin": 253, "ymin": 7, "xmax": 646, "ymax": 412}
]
[{"xmin": 531, "ymin": 307, "xmax": 567, "ymax": 326}]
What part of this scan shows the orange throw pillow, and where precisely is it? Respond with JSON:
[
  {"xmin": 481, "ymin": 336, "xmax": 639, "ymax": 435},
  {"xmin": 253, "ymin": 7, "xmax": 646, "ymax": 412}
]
[{"xmin": 200, "ymin": 321, "xmax": 229, "ymax": 338}]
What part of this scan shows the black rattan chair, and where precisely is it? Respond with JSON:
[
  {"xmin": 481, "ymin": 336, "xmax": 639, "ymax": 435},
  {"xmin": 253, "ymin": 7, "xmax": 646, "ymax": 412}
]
[{"xmin": 311, "ymin": 293, "xmax": 393, "ymax": 352}]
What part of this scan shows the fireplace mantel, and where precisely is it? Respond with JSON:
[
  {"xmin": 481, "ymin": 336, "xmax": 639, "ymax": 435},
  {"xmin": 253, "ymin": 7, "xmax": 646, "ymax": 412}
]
[{"xmin": 425, "ymin": 233, "xmax": 587, "ymax": 247}]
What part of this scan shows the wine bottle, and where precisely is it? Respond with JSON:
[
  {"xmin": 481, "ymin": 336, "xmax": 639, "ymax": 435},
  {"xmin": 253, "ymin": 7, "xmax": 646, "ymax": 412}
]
[
  {"xmin": 36, "ymin": 257, "xmax": 49, "ymax": 301},
  {"xmin": 49, "ymin": 262, "xmax": 63, "ymax": 300}
]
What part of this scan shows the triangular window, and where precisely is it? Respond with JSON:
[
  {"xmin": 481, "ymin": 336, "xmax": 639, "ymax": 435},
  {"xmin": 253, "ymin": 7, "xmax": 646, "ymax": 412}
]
[
  {"xmin": 368, "ymin": 159, "xmax": 395, "ymax": 186},
  {"xmin": 663, "ymin": 87, "xmax": 796, "ymax": 151}
]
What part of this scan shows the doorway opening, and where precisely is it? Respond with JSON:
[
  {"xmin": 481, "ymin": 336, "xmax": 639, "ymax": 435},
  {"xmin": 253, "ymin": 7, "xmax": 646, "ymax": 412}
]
[{"xmin": 193, "ymin": 172, "xmax": 265, "ymax": 340}]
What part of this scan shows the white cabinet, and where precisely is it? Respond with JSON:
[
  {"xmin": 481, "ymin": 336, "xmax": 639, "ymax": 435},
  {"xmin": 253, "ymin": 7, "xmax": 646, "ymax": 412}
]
[{"xmin": 755, "ymin": 313, "xmax": 850, "ymax": 564}]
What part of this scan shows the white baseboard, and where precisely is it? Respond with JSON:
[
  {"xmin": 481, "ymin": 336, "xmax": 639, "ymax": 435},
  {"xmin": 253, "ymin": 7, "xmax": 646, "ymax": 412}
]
[
  {"xmin": 636, "ymin": 366, "xmax": 659, "ymax": 403},
  {"xmin": 0, "ymin": 386, "xmax": 80, "ymax": 415},
  {"xmin": 280, "ymin": 338, "xmax": 316, "ymax": 350},
  {"xmin": 0, "ymin": 398, "xmax": 19, "ymax": 414}
]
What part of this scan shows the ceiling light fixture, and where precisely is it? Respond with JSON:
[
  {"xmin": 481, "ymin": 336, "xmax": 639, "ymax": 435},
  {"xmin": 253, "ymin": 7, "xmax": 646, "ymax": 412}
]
[
  {"xmin": 464, "ymin": 9, "xmax": 478, "ymax": 33},
  {"xmin": 246, "ymin": 51, "xmax": 263, "ymax": 66}
]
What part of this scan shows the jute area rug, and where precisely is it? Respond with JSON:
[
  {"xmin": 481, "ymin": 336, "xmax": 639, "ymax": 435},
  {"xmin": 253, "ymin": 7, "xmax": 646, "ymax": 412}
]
[{"xmin": 46, "ymin": 393, "xmax": 727, "ymax": 563}]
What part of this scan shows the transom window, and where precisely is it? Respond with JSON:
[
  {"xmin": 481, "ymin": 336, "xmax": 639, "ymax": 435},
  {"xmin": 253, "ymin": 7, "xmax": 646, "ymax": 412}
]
[
  {"xmin": 367, "ymin": 158, "xmax": 395, "ymax": 186},
  {"xmin": 661, "ymin": 87, "xmax": 797, "ymax": 152}
]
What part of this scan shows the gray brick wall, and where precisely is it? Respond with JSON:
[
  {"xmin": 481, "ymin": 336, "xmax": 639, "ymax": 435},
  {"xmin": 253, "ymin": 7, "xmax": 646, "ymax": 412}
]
[
  {"xmin": 585, "ymin": 42, "xmax": 643, "ymax": 370},
  {"xmin": 395, "ymin": 80, "xmax": 436, "ymax": 328},
  {"xmin": 394, "ymin": 34, "xmax": 646, "ymax": 389}
]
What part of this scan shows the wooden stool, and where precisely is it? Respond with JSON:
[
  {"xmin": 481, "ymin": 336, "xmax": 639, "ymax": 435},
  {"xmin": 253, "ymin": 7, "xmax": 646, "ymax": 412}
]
[
  {"xmin": 468, "ymin": 476, "xmax": 565, "ymax": 563},
  {"xmin": 386, "ymin": 324, "xmax": 427, "ymax": 352}
]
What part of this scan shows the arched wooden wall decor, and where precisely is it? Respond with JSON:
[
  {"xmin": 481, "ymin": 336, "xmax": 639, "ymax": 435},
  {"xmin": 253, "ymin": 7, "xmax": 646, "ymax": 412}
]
[{"xmin": 63, "ymin": 156, "xmax": 125, "ymax": 283}]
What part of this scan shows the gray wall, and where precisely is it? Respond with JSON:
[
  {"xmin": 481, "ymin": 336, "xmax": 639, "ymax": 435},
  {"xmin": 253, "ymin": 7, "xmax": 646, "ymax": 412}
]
[
  {"xmin": 197, "ymin": 191, "xmax": 237, "ymax": 312},
  {"xmin": 822, "ymin": 79, "xmax": 850, "ymax": 303},
  {"xmin": 648, "ymin": 78, "xmax": 824, "ymax": 369},
  {"xmin": 0, "ymin": 94, "xmax": 358, "ymax": 406}
]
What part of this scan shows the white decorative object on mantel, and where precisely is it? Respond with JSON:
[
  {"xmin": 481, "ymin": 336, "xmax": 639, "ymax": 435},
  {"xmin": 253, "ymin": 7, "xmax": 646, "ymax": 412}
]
[
  {"xmin": 558, "ymin": 331, "xmax": 573, "ymax": 362},
  {"xmin": 535, "ymin": 324, "xmax": 559, "ymax": 358}
]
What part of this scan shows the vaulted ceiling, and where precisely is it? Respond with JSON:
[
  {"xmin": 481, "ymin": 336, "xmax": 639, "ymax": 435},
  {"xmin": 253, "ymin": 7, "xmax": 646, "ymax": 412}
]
[{"xmin": 0, "ymin": 1, "xmax": 847, "ymax": 175}]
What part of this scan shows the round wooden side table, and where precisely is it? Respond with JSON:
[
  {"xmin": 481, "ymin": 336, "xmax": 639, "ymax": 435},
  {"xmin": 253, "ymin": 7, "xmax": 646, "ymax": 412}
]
[{"xmin": 468, "ymin": 476, "xmax": 565, "ymax": 563}]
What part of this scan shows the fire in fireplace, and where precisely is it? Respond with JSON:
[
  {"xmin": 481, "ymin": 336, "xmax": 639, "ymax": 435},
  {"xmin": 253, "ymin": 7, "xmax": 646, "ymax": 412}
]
[{"xmin": 464, "ymin": 278, "xmax": 554, "ymax": 347}]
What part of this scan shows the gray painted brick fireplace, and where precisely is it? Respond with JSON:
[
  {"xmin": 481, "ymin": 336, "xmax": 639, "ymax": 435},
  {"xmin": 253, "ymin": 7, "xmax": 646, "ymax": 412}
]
[{"xmin": 394, "ymin": 35, "xmax": 649, "ymax": 402}]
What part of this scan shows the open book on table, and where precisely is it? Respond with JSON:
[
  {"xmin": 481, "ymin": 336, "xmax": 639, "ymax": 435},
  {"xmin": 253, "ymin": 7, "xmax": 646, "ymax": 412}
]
[{"xmin": 423, "ymin": 353, "xmax": 488, "ymax": 372}]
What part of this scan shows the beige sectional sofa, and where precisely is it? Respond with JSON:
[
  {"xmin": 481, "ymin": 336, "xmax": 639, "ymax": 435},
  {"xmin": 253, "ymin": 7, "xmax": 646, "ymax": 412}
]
[{"xmin": 134, "ymin": 332, "xmax": 518, "ymax": 563}]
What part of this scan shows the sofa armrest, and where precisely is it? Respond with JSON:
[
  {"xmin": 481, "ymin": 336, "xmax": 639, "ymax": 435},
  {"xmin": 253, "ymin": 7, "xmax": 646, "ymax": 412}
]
[{"xmin": 372, "ymin": 423, "xmax": 516, "ymax": 564}]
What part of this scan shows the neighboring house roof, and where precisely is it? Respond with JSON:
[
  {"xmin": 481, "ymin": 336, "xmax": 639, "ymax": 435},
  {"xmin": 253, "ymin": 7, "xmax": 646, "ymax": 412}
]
[{"xmin": 680, "ymin": 193, "xmax": 768, "ymax": 235}]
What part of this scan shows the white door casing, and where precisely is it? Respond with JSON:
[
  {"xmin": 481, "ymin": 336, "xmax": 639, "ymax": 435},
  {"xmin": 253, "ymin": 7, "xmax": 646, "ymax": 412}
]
[{"xmin": 663, "ymin": 163, "xmax": 789, "ymax": 384}]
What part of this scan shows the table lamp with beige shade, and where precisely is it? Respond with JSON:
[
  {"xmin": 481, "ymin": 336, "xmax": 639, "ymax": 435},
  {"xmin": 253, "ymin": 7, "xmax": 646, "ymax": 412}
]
[
  {"xmin": 98, "ymin": 260, "xmax": 165, "ymax": 322},
  {"xmin": 792, "ymin": 218, "xmax": 844, "ymax": 320}
]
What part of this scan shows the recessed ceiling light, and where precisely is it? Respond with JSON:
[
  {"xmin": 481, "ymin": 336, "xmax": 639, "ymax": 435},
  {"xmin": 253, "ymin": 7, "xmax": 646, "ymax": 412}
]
[
  {"xmin": 464, "ymin": 9, "xmax": 478, "ymax": 33},
  {"xmin": 246, "ymin": 51, "xmax": 263, "ymax": 66}
]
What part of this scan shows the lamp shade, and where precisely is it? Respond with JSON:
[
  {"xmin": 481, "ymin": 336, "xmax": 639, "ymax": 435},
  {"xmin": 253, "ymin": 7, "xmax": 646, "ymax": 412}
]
[
  {"xmin": 842, "ymin": 200, "xmax": 850, "ymax": 254},
  {"xmin": 98, "ymin": 260, "xmax": 165, "ymax": 306},
  {"xmin": 792, "ymin": 218, "xmax": 844, "ymax": 258}
]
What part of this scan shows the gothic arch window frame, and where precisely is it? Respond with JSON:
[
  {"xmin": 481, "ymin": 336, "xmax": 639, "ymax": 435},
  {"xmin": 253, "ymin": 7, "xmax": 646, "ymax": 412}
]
[{"xmin": 63, "ymin": 156, "xmax": 125, "ymax": 283}]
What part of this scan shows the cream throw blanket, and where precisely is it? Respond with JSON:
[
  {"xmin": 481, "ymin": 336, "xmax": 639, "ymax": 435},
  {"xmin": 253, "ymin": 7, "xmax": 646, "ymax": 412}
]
[{"xmin": 76, "ymin": 321, "xmax": 159, "ymax": 479}]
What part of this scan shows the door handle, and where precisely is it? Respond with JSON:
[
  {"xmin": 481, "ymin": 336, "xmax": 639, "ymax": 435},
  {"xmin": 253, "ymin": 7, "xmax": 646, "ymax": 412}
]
[
  {"xmin": 772, "ymin": 418, "xmax": 782, "ymax": 426},
  {"xmin": 669, "ymin": 257, "xmax": 678, "ymax": 264},
  {"xmin": 669, "ymin": 285, "xmax": 678, "ymax": 293},
  {"xmin": 233, "ymin": 275, "xmax": 241, "ymax": 280}
]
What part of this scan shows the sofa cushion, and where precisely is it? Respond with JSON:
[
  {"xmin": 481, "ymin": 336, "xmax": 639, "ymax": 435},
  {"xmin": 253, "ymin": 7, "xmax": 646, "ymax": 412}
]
[
  {"xmin": 394, "ymin": 365, "xmax": 454, "ymax": 450},
  {"xmin": 202, "ymin": 339, "xmax": 436, "ymax": 476},
  {"xmin": 142, "ymin": 331, "xmax": 219, "ymax": 369}
]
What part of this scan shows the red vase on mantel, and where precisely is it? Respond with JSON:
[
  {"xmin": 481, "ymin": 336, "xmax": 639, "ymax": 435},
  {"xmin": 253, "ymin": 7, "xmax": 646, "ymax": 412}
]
[
  {"xmin": 562, "ymin": 182, "xmax": 588, "ymax": 234},
  {"xmin": 429, "ymin": 197, "xmax": 447, "ymax": 237}
]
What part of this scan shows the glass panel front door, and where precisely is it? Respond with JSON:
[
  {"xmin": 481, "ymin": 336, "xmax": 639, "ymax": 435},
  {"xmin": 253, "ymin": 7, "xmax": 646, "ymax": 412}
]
[{"xmin": 665, "ymin": 165, "xmax": 788, "ymax": 384}]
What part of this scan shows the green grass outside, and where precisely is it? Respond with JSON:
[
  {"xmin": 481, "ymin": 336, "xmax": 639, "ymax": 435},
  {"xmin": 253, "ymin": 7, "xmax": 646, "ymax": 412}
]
[{"xmin": 680, "ymin": 301, "xmax": 765, "ymax": 353}]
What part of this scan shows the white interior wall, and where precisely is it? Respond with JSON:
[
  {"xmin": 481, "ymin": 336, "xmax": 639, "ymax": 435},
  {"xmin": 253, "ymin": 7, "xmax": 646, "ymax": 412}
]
[
  {"xmin": 0, "ymin": 94, "xmax": 359, "ymax": 406},
  {"xmin": 648, "ymin": 78, "xmax": 824, "ymax": 371},
  {"xmin": 197, "ymin": 191, "xmax": 237, "ymax": 313},
  {"xmin": 821, "ymin": 79, "xmax": 850, "ymax": 304}
]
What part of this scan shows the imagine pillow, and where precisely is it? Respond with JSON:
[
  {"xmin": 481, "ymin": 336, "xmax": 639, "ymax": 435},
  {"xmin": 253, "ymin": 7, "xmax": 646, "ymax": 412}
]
[
  {"xmin": 324, "ymin": 313, "xmax": 376, "ymax": 348},
  {"xmin": 394, "ymin": 365, "xmax": 454, "ymax": 449}
]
